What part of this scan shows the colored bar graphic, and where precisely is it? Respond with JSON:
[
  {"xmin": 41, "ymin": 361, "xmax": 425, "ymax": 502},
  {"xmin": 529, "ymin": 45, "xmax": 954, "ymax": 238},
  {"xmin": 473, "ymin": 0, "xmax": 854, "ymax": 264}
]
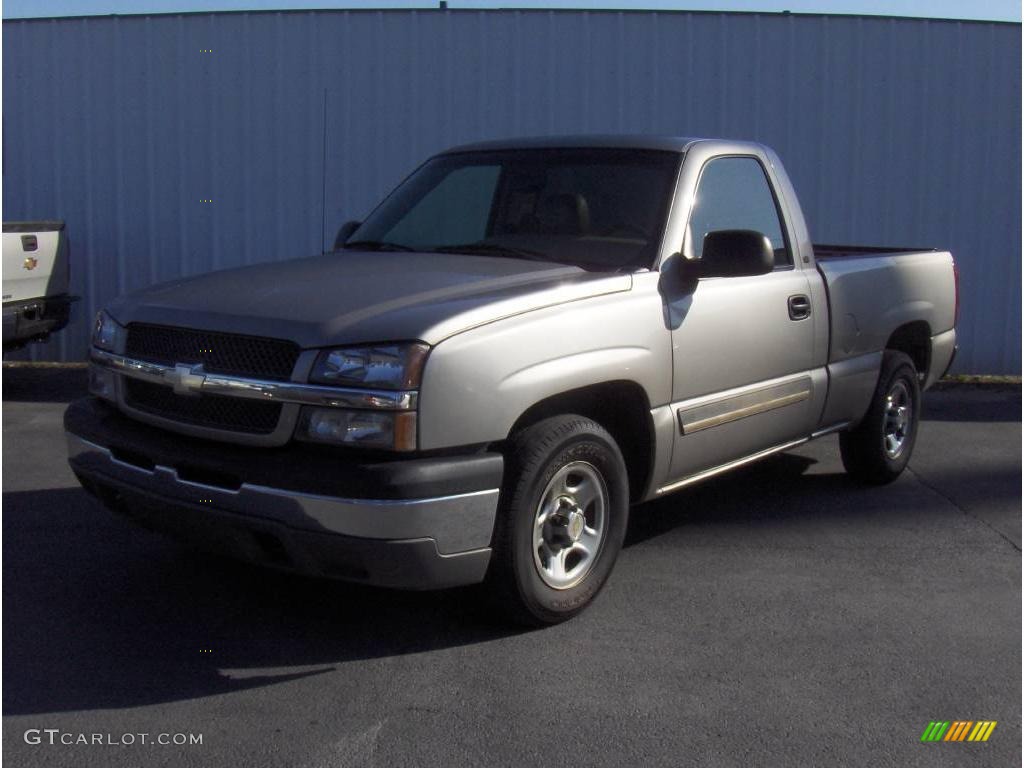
[
  {"xmin": 922, "ymin": 720, "xmax": 996, "ymax": 742},
  {"xmin": 945, "ymin": 721, "xmax": 972, "ymax": 741},
  {"xmin": 921, "ymin": 721, "xmax": 950, "ymax": 742}
]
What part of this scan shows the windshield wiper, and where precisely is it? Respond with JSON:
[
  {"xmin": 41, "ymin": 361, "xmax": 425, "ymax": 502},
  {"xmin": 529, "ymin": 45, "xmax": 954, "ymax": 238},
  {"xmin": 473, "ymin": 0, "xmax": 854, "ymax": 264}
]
[
  {"xmin": 430, "ymin": 242, "xmax": 548, "ymax": 261},
  {"xmin": 343, "ymin": 240, "xmax": 416, "ymax": 252}
]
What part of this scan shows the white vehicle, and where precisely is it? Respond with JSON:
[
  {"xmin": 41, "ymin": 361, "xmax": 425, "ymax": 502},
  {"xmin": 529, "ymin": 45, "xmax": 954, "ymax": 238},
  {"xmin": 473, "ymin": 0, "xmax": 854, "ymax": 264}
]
[{"xmin": 2, "ymin": 220, "xmax": 73, "ymax": 349}]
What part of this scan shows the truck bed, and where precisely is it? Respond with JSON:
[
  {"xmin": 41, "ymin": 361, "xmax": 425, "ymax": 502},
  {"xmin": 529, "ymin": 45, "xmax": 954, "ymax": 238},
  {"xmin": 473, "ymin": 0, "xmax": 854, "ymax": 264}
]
[{"xmin": 815, "ymin": 247, "xmax": 957, "ymax": 378}]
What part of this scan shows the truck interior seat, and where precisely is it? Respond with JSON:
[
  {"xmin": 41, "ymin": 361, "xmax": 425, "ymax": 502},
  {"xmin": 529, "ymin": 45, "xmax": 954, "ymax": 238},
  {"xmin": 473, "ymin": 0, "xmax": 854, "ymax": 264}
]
[{"xmin": 535, "ymin": 193, "xmax": 591, "ymax": 235}]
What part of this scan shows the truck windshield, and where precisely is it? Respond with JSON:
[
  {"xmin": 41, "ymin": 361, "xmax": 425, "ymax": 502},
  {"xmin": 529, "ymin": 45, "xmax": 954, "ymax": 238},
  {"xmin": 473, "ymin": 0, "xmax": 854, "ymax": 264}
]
[{"xmin": 344, "ymin": 148, "xmax": 681, "ymax": 271}]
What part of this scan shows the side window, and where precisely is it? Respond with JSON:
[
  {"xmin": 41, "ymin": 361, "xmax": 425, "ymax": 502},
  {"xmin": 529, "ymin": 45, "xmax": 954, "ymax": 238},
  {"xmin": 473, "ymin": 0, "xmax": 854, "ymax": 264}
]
[
  {"xmin": 385, "ymin": 165, "xmax": 500, "ymax": 248},
  {"xmin": 688, "ymin": 157, "xmax": 791, "ymax": 267}
]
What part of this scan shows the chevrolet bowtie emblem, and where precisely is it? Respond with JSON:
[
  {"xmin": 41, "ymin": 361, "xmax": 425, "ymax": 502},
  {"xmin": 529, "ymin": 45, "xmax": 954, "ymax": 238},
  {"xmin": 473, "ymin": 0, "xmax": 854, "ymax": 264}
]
[
  {"xmin": 23, "ymin": 256, "xmax": 38, "ymax": 271},
  {"xmin": 169, "ymin": 363, "xmax": 206, "ymax": 396}
]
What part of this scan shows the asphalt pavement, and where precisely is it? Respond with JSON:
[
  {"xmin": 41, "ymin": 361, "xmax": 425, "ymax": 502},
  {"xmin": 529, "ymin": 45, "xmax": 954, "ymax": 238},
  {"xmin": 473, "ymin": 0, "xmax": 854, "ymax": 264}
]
[{"xmin": 2, "ymin": 367, "xmax": 1020, "ymax": 767}]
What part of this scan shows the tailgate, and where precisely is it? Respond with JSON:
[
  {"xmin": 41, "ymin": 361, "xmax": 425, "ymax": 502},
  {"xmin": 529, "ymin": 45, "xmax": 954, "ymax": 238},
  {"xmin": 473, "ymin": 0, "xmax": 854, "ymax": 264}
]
[{"xmin": 2, "ymin": 221, "xmax": 68, "ymax": 303}]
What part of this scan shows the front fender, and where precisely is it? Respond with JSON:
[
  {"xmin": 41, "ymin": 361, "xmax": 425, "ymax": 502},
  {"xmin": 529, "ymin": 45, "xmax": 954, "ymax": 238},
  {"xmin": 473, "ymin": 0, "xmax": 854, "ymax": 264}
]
[{"xmin": 417, "ymin": 273, "xmax": 671, "ymax": 451}]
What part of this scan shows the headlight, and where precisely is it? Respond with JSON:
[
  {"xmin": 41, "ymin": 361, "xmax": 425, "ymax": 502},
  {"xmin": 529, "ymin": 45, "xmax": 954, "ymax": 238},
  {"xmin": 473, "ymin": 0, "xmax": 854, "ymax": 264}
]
[
  {"xmin": 303, "ymin": 342, "xmax": 426, "ymax": 450},
  {"xmin": 296, "ymin": 407, "xmax": 417, "ymax": 451},
  {"xmin": 91, "ymin": 310, "xmax": 119, "ymax": 352},
  {"xmin": 309, "ymin": 343, "xmax": 428, "ymax": 389}
]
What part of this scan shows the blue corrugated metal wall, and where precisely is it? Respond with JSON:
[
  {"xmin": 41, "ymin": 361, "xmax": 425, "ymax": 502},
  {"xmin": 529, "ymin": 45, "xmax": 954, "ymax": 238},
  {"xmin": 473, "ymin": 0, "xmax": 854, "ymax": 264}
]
[{"xmin": 3, "ymin": 10, "xmax": 1020, "ymax": 372}]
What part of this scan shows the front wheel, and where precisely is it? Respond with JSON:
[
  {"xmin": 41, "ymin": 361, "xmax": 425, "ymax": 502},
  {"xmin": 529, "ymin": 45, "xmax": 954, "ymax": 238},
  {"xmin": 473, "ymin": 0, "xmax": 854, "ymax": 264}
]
[
  {"xmin": 485, "ymin": 415, "xmax": 629, "ymax": 626},
  {"xmin": 840, "ymin": 350, "xmax": 921, "ymax": 485}
]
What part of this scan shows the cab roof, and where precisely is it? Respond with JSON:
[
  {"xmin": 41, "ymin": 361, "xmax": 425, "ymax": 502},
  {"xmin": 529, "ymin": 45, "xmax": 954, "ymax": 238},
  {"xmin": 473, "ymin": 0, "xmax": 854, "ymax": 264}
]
[{"xmin": 441, "ymin": 134, "xmax": 706, "ymax": 154}]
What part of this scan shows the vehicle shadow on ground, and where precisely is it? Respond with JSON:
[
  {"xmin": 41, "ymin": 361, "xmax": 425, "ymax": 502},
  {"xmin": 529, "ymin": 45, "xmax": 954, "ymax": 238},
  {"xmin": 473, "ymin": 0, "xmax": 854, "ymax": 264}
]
[
  {"xmin": 627, "ymin": 436, "xmax": 1022, "ymax": 548},
  {"xmin": 2, "ymin": 365, "xmax": 88, "ymax": 403},
  {"xmin": 3, "ymin": 453, "xmax": 851, "ymax": 716},
  {"xmin": 625, "ymin": 453, "xmax": 825, "ymax": 547},
  {"xmin": 3, "ymin": 486, "xmax": 522, "ymax": 716},
  {"xmin": 9, "ymin": 456, "xmax": 1021, "ymax": 718}
]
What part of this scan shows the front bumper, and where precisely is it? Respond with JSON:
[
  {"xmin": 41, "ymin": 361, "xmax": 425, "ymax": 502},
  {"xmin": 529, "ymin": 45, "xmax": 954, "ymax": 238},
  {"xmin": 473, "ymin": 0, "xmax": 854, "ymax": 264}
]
[
  {"xmin": 2, "ymin": 294, "xmax": 73, "ymax": 348},
  {"xmin": 65, "ymin": 397, "xmax": 503, "ymax": 589}
]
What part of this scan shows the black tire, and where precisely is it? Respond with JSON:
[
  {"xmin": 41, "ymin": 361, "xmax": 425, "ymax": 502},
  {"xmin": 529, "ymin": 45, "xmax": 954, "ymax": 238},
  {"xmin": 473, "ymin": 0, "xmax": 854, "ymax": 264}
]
[
  {"xmin": 484, "ymin": 415, "xmax": 630, "ymax": 626},
  {"xmin": 839, "ymin": 350, "xmax": 921, "ymax": 485}
]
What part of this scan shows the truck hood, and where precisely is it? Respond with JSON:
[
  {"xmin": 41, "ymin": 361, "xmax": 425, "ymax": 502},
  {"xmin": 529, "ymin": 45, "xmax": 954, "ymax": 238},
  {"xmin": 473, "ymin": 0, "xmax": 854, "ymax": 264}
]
[{"xmin": 107, "ymin": 250, "xmax": 632, "ymax": 348}]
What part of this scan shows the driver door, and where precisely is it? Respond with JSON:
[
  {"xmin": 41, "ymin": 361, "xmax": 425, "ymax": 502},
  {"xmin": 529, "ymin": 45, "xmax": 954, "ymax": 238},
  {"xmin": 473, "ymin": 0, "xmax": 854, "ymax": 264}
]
[{"xmin": 664, "ymin": 154, "xmax": 820, "ymax": 482}]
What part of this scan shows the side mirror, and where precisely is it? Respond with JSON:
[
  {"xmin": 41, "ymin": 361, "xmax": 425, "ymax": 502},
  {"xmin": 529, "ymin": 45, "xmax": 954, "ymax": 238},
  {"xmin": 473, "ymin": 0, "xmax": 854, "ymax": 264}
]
[
  {"xmin": 700, "ymin": 230, "xmax": 774, "ymax": 278},
  {"xmin": 333, "ymin": 220, "xmax": 361, "ymax": 251},
  {"xmin": 658, "ymin": 253, "xmax": 702, "ymax": 295}
]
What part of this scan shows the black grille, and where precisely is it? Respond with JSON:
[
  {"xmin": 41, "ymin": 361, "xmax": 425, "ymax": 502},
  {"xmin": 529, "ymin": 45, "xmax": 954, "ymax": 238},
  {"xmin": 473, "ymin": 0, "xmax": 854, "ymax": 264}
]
[
  {"xmin": 124, "ymin": 378, "xmax": 282, "ymax": 434},
  {"xmin": 125, "ymin": 323, "xmax": 299, "ymax": 381}
]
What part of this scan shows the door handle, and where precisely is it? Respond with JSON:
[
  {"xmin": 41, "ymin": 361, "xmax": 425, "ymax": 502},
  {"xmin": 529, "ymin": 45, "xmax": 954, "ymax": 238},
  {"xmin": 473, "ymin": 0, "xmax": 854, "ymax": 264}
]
[
  {"xmin": 21, "ymin": 235, "xmax": 37, "ymax": 252},
  {"xmin": 788, "ymin": 295, "xmax": 811, "ymax": 320}
]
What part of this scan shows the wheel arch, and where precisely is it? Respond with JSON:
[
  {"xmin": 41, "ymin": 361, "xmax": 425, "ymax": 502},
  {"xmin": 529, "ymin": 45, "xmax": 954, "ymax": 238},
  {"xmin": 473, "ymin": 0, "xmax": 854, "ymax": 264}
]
[
  {"xmin": 885, "ymin": 321, "xmax": 931, "ymax": 380},
  {"xmin": 504, "ymin": 380, "xmax": 654, "ymax": 503}
]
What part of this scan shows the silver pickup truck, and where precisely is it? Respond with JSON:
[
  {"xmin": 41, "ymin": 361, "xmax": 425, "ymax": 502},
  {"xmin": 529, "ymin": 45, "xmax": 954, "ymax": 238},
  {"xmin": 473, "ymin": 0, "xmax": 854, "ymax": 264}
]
[{"xmin": 66, "ymin": 137, "xmax": 958, "ymax": 625}]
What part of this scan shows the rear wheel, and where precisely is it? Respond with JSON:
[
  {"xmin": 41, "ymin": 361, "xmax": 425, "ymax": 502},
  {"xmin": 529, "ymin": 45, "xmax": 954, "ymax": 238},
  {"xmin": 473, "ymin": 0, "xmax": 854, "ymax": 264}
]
[
  {"xmin": 485, "ymin": 415, "xmax": 629, "ymax": 626},
  {"xmin": 840, "ymin": 350, "xmax": 921, "ymax": 484}
]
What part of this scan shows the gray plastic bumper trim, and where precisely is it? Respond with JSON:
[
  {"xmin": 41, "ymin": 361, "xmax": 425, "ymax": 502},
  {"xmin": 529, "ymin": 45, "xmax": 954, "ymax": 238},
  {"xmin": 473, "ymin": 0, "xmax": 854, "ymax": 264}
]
[{"xmin": 67, "ymin": 432, "xmax": 499, "ymax": 555}]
